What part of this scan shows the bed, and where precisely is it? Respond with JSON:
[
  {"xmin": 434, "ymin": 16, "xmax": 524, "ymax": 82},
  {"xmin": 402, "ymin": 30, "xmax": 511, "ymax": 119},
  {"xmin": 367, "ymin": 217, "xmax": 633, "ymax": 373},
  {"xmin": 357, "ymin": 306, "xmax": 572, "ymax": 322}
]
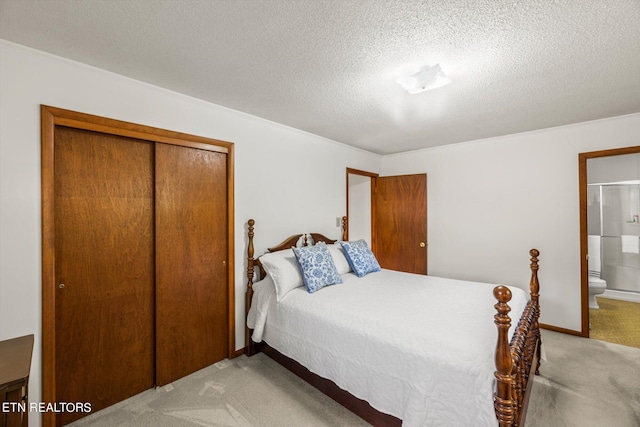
[{"xmin": 245, "ymin": 218, "xmax": 541, "ymax": 427}]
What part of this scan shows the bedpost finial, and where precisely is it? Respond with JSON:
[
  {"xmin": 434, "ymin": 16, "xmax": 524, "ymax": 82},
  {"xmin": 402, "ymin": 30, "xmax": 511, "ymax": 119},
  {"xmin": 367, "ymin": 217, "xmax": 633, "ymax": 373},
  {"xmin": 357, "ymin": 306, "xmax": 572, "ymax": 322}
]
[
  {"xmin": 342, "ymin": 216, "xmax": 348, "ymax": 241},
  {"xmin": 529, "ymin": 249, "xmax": 540, "ymax": 274},
  {"xmin": 248, "ymin": 219, "xmax": 255, "ymax": 238},
  {"xmin": 529, "ymin": 248, "xmax": 539, "ymax": 265},
  {"xmin": 494, "ymin": 285, "xmax": 512, "ymax": 305}
]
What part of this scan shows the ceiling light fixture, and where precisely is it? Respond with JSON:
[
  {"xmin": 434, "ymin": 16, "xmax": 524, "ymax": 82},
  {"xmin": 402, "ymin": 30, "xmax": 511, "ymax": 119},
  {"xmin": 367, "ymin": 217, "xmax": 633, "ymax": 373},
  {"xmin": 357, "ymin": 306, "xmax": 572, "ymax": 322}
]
[{"xmin": 395, "ymin": 63, "xmax": 451, "ymax": 94}]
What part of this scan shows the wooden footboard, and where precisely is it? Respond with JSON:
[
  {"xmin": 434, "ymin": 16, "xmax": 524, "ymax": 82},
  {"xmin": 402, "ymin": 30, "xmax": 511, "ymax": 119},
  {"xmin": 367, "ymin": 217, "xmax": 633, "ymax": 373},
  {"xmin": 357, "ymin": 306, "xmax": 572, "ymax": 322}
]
[{"xmin": 493, "ymin": 249, "xmax": 541, "ymax": 427}]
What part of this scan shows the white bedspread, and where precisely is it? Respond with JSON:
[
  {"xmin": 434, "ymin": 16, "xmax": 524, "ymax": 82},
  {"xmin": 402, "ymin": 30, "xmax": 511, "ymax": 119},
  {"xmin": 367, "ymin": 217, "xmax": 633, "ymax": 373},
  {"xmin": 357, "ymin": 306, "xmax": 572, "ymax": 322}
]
[{"xmin": 247, "ymin": 269, "xmax": 528, "ymax": 427}]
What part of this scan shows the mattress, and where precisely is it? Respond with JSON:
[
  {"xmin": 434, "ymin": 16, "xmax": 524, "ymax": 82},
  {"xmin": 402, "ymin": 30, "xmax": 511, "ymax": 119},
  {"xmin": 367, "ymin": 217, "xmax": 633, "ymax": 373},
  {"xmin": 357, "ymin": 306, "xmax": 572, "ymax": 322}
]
[{"xmin": 247, "ymin": 269, "xmax": 528, "ymax": 427}]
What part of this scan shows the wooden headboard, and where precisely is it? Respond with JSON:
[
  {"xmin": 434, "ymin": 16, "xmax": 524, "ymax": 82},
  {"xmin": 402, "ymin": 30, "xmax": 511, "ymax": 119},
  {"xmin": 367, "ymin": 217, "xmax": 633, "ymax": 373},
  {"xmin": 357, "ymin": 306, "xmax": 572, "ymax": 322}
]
[
  {"xmin": 246, "ymin": 217, "xmax": 347, "ymax": 284},
  {"xmin": 244, "ymin": 219, "xmax": 339, "ymax": 352}
]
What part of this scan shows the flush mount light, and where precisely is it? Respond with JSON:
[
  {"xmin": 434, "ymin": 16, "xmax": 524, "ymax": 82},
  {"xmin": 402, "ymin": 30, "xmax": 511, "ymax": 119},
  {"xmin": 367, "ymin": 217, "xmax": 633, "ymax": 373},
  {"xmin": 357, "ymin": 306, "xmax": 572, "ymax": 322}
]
[{"xmin": 395, "ymin": 63, "xmax": 451, "ymax": 94}]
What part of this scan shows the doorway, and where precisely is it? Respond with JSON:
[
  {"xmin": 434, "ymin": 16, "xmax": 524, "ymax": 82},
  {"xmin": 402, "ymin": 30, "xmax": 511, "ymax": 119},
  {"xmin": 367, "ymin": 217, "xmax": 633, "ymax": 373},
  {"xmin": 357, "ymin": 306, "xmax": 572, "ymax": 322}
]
[
  {"xmin": 579, "ymin": 146, "xmax": 640, "ymax": 349},
  {"xmin": 346, "ymin": 168, "xmax": 427, "ymax": 274},
  {"xmin": 346, "ymin": 168, "xmax": 377, "ymax": 242}
]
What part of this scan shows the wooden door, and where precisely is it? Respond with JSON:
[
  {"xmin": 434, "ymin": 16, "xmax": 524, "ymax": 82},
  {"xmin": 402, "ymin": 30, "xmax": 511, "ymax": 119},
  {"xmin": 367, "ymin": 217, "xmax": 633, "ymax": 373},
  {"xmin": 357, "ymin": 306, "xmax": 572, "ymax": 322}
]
[
  {"xmin": 54, "ymin": 127, "xmax": 155, "ymax": 425},
  {"xmin": 373, "ymin": 174, "xmax": 427, "ymax": 274},
  {"xmin": 155, "ymin": 143, "xmax": 229, "ymax": 386}
]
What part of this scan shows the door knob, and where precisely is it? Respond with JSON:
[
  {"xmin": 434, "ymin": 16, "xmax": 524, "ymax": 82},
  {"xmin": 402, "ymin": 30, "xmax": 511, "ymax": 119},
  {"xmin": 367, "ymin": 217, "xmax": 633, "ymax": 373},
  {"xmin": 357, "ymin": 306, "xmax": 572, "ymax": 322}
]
[
  {"xmin": 419, "ymin": 242, "xmax": 426, "ymax": 248},
  {"xmin": 59, "ymin": 283, "xmax": 65, "ymax": 289}
]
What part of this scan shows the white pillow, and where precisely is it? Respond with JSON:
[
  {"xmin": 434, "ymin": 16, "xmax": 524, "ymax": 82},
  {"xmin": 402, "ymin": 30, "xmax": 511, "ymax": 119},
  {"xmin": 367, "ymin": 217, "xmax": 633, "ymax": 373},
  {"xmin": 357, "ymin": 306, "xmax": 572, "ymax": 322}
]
[
  {"xmin": 260, "ymin": 249, "xmax": 303, "ymax": 300},
  {"xmin": 327, "ymin": 243, "xmax": 352, "ymax": 274}
]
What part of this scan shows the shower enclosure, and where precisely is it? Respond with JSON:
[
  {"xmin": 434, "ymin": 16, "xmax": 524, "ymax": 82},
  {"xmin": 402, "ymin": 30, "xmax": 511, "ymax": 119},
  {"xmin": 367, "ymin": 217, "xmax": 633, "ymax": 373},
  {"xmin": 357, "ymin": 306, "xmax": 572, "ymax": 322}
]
[{"xmin": 588, "ymin": 181, "xmax": 640, "ymax": 297}]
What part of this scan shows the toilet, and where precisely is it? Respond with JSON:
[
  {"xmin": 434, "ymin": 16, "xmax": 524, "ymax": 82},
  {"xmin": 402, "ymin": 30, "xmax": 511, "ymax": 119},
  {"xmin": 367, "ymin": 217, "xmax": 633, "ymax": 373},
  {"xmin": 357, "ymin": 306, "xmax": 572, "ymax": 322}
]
[
  {"xmin": 588, "ymin": 235, "xmax": 607, "ymax": 309},
  {"xmin": 588, "ymin": 274, "xmax": 607, "ymax": 309}
]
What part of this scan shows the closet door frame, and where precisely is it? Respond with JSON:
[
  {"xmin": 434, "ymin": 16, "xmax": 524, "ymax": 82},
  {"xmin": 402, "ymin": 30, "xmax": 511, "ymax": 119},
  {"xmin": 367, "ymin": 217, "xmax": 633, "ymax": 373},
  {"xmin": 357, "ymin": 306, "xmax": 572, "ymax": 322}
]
[{"xmin": 41, "ymin": 105, "xmax": 235, "ymax": 427}]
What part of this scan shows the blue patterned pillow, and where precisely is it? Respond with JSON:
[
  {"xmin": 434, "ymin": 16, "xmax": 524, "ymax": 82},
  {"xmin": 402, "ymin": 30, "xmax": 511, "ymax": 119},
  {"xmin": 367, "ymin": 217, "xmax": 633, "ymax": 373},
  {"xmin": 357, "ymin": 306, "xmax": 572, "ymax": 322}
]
[
  {"xmin": 340, "ymin": 240, "xmax": 381, "ymax": 277},
  {"xmin": 292, "ymin": 242, "xmax": 343, "ymax": 293}
]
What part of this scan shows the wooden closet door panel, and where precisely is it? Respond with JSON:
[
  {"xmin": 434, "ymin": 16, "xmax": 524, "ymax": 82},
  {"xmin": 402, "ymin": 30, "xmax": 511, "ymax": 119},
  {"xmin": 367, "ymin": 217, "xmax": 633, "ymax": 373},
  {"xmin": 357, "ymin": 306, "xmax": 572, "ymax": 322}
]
[
  {"xmin": 155, "ymin": 143, "xmax": 228, "ymax": 386},
  {"xmin": 54, "ymin": 127, "xmax": 155, "ymax": 425}
]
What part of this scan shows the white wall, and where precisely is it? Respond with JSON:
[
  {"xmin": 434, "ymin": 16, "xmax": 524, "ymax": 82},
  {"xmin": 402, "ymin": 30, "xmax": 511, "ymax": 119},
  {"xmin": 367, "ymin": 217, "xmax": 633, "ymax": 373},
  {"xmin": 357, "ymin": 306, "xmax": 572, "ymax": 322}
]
[
  {"xmin": 381, "ymin": 113, "xmax": 640, "ymax": 332},
  {"xmin": 587, "ymin": 153, "xmax": 640, "ymax": 184},
  {"xmin": 0, "ymin": 40, "xmax": 381, "ymax": 425},
  {"xmin": 347, "ymin": 174, "xmax": 372, "ymax": 243}
]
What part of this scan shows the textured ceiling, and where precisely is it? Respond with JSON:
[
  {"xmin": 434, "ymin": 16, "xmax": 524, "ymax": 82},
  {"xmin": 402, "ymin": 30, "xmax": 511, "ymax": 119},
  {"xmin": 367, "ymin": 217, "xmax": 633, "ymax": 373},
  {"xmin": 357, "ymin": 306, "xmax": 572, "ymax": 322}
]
[{"xmin": 1, "ymin": 0, "xmax": 639, "ymax": 154}]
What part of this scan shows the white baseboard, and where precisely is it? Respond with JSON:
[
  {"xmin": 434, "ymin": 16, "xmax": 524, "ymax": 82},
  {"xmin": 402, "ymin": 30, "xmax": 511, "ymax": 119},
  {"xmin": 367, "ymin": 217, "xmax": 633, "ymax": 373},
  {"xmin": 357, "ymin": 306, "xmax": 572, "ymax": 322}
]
[{"xmin": 602, "ymin": 289, "xmax": 640, "ymax": 303}]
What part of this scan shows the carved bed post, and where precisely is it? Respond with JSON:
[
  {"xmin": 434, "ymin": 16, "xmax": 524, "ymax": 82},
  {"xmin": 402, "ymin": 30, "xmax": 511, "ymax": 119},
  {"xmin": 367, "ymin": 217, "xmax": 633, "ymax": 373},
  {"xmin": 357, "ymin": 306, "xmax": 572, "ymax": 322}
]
[
  {"xmin": 342, "ymin": 216, "xmax": 348, "ymax": 241},
  {"xmin": 494, "ymin": 285, "xmax": 516, "ymax": 427},
  {"xmin": 493, "ymin": 248, "xmax": 542, "ymax": 427},
  {"xmin": 245, "ymin": 219, "xmax": 256, "ymax": 356},
  {"xmin": 528, "ymin": 249, "xmax": 540, "ymax": 305},
  {"xmin": 529, "ymin": 249, "xmax": 542, "ymax": 375}
]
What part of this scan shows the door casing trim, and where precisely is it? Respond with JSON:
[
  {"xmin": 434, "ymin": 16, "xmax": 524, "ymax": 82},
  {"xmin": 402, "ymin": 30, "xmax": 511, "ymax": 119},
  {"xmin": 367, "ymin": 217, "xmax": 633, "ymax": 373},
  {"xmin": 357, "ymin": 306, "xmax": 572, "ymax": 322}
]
[{"xmin": 578, "ymin": 145, "xmax": 640, "ymax": 337}]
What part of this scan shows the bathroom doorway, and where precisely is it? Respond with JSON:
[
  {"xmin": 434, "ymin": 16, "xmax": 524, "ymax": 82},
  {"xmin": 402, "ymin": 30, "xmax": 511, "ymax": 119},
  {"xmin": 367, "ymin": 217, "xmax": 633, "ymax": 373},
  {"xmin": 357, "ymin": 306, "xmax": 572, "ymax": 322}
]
[{"xmin": 579, "ymin": 147, "xmax": 640, "ymax": 349}]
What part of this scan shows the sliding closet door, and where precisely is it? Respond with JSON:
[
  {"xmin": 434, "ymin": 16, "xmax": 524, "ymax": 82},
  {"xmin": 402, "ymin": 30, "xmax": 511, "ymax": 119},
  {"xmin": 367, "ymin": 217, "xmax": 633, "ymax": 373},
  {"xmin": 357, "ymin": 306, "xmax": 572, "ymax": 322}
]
[
  {"xmin": 155, "ymin": 143, "xmax": 229, "ymax": 386},
  {"xmin": 54, "ymin": 127, "xmax": 155, "ymax": 425}
]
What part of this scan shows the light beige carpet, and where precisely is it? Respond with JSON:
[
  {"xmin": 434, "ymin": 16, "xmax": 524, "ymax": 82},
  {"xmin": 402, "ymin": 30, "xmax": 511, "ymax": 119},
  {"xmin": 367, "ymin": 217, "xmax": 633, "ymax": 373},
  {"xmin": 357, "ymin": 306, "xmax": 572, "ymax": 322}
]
[
  {"xmin": 527, "ymin": 329, "xmax": 640, "ymax": 427},
  {"xmin": 70, "ymin": 357, "xmax": 369, "ymax": 427},
  {"xmin": 70, "ymin": 330, "xmax": 640, "ymax": 426}
]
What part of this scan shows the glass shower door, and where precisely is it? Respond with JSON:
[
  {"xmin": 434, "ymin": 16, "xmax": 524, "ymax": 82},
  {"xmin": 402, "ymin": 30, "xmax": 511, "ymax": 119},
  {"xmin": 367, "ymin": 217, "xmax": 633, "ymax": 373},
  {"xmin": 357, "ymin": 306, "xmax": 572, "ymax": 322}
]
[{"xmin": 601, "ymin": 184, "xmax": 640, "ymax": 293}]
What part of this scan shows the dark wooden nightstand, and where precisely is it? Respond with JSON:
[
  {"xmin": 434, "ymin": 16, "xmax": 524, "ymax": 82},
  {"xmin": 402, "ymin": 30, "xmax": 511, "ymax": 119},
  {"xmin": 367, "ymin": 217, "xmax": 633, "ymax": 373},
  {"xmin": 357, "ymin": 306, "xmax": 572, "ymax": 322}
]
[{"xmin": 0, "ymin": 335, "xmax": 34, "ymax": 427}]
